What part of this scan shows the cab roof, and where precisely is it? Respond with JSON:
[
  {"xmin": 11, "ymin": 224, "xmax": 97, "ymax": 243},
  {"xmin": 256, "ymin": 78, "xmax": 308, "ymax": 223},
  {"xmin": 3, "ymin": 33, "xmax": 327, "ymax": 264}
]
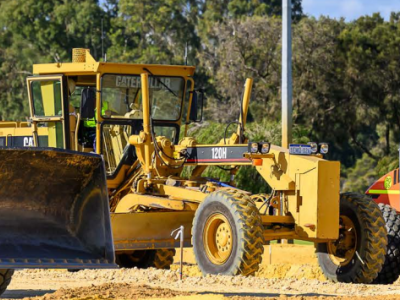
[{"xmin": 32, "ymin": 49, "xmax": 196, "ymax": 78}]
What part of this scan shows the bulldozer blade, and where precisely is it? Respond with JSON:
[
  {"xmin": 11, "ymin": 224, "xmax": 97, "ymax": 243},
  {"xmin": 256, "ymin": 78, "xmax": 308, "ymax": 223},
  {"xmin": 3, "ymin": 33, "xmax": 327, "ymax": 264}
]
[{"xmin": 0, "ymin": 147, "xmax": 115, "ymax": 269}]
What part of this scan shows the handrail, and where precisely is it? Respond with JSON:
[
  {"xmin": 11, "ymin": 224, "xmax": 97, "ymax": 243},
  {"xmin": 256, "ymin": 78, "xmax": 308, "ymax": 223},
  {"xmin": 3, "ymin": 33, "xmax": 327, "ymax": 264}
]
[
  {"xmin": 0, "ymin": 122, "xmax": 18, "ymax": 128},
  {"xmin": 75, "ymin": 112, "xmax": 80, "ymax": 151}
]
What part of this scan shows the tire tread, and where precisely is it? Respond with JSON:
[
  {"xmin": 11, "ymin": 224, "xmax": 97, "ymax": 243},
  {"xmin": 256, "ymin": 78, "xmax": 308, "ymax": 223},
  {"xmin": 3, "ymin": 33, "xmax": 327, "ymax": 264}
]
[
  {"xmin": 152, "ymin": 248, "xmax": 176, "ymax": 270},
  {"xmin": 0, "ymin": 269, "xmax": 13, "ymax": 296},
  {"xmin": 373, "ymin": 203, "xmax": 400, "ymax": 284},
  {"xmin": 192, "ymin": 189, "xmax": 264, "ymax": 276},
  {"xmin": 318, "ymin": 192, "xmax": 387, "ymax": 283}
]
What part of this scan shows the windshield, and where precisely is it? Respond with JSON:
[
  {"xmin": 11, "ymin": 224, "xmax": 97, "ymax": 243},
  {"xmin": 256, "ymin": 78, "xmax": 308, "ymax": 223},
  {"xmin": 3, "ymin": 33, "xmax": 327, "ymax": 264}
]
[{"xmin": 101, "ymin": 74, "xmax": 185, "ymax": 121}]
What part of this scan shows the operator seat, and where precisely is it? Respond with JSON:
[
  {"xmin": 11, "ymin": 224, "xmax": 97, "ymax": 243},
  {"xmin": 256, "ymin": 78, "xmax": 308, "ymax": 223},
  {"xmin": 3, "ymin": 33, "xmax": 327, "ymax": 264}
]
[
  {"xmin": 80, "ymin": 87, "xmax": 96, "ymax": 119},
  {"xmin": 79, "ymin": 87, "xmax": 96, "ymax": 150}
]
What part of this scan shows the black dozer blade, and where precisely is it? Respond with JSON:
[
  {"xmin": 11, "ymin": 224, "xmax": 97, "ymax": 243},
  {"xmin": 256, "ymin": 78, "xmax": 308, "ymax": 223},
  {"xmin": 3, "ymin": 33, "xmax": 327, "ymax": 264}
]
[{"xmin": 0, "ymin": 147, "xmax": 115, "ymax": 269}]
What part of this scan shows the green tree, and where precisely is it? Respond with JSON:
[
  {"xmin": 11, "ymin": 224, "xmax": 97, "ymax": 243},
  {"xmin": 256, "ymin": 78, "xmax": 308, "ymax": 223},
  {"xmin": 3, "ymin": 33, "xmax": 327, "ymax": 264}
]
[
  {"xmin": 292, "ymin": 16, "xmax": 353, "ymax": 163},
  {"xmin": 198, "ymin": 0, "xmax": 302, "ymax": 35},
  {"xmin": 107, "ymin": 0, "xmax": 200, "ymax": 64},
  {"xmin": 0, "ymin": 0, "xmax": 108, "ymax": 120},
  {"xmin": 198, "ymin": 17, "xmax": 282, "ymax": 123}
]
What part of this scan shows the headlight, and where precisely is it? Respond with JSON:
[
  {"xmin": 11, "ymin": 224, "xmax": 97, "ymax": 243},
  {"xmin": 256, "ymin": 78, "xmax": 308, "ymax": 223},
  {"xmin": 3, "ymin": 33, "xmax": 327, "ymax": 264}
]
[
  {"xmin": 259, "ymin": 142, "xmax": 271, "ymax": 154},
  {"xmin": 307, "ymin": 142, "xmax": 318, "ymax": 154},
  {"xmin": 319, "ymin": 143, "xmax": 329, "ymax": 154},
  {"xmin": 248, "ymin": 142, "xmax": 259, "ymax": 153}
]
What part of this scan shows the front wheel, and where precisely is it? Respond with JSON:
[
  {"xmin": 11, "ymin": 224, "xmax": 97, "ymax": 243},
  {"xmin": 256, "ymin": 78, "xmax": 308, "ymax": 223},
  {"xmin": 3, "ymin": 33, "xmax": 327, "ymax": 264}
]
[
  {"xmin": 192, "ymin": 190, "xmax": 264, "ymax": 276},
  {"xmin": 0, "ymin": 269, "xmax": 14, "ymax": 296},
  {"xmin": 317, "ymin": 193, "xmax": 387, "ymax": 283}
]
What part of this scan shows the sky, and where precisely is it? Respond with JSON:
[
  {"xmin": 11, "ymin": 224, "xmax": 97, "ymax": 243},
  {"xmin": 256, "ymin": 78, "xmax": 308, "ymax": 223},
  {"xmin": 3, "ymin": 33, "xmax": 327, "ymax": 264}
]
[{"xmin": 303, "ymin": 0, "xmax": 400, "ymax": 21}]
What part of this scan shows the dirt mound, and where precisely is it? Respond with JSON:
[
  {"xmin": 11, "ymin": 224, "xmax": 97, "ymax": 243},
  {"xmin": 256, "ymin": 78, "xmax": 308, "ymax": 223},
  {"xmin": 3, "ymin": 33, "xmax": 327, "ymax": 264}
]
[
  {"xmin": 169, "ymin": 263, "xmax": 325, "ymax": 281},
  {"xmin": 173, "ymin": 244, "xmax": 317, "ymax": 266},
  {"xmin": 256, "ymin": 264, "xmax": 325, "ymax": 280},
  {"xmin": 170, "ymin": 244, "xmax": 324, "ymax": 281}
]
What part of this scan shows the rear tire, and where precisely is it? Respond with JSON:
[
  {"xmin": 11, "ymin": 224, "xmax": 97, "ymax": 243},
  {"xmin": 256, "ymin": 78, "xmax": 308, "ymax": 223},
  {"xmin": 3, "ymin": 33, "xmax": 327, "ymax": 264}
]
[
  {"xmin": 116, "ymin": 248, "xmax": 175, "ymax": 269},
  {"xmin": 0, "ymin": 269, "xmax": 14, "ymax": 296},
  {"xmin": 317, "ymin": 193, "xmax": 387, "ymax": 283},
  {"xmin": 192, "ymin": 190, "xmax": 264, "ymax": 276},
  {"xmin": 373, "ymin": 203, "xmax": 400, "ymax": 284}
]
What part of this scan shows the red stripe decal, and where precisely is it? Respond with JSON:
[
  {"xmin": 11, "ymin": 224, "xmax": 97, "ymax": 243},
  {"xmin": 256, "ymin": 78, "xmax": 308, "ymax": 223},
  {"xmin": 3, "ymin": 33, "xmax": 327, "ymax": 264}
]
[{"xmin": 186, "ymin": 158, "xmax": 250, "ymax": 162}]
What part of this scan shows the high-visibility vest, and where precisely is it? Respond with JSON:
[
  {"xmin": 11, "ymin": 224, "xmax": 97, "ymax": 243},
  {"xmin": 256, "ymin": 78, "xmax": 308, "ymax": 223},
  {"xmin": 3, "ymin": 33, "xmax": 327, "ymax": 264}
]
[{"xmin": 83, "ymin": 101, "xmax": 109, "ymax": 128}]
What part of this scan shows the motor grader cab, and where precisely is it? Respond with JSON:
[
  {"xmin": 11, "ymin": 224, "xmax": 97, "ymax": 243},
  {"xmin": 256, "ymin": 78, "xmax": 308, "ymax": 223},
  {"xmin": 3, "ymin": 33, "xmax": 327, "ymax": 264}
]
[{"xmin": 0, "ymin": 48, "xmax": 389, "ymax": 287}]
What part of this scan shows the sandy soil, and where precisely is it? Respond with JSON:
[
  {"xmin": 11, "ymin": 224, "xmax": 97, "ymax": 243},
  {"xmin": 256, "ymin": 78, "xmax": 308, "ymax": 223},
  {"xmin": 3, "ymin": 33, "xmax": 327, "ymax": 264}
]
[{"xmin": 3, "ymin": 244, "xmax": 400, "ymax": 300}]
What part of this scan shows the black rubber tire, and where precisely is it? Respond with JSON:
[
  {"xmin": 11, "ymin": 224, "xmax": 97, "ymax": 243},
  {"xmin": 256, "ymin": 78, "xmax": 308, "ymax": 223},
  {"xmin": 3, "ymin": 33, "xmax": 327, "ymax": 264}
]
[
  {"xmin": 116, "ymin": 248, "xmax": 175, "ymax": 269},
  {"xmin": 0, "ymin": 269, "xmax": 14, "ymax": 296},
  {"xmin": 192, "ymin": 190, "xmax": 264, "ymax": 276},
  {"xmin": 373, "ymin": 203, "xmax": 400, "ymax": 284},
  {"xmin": 317, "ymin": 192, "xmax": 387, "ymax": 283}
]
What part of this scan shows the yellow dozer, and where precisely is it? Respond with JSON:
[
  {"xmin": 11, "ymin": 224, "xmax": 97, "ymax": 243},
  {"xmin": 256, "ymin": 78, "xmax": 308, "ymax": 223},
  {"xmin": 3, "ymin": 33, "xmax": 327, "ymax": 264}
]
[
  {"xmin": 0, "ymin": 55, "xmax": 116, "ymax": 295},
  {"xmin": 0, "ymin": 49, "xmax": 388, "ymax": 290},
  {"xmin": 0, "ymin": 146, "xmax": 115, "ymax": 295}
]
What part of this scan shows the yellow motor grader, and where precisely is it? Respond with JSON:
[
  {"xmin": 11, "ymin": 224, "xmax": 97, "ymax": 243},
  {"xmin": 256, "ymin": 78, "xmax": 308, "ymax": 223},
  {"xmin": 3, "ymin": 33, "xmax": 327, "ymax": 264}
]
[{"xmin": 0, "ymin": 49, "xmax": 389, "ymax": 288}]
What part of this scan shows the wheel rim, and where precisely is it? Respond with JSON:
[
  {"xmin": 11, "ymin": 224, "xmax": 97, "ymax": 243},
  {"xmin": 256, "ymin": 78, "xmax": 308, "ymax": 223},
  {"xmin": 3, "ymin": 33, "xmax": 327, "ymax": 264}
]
[
  {"xmin": 327, "ymin": 216, "xmax": 357, "ymax": 266},
  {"xmin": 203, "ymin": 213, "xmax": 233, "ymax": 265}
]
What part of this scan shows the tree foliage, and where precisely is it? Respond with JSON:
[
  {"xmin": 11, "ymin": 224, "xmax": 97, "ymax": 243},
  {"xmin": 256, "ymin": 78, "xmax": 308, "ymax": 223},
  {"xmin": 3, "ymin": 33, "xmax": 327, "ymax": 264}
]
[
  {"xmin": 0, "ymin": 0, "xmax": 106, "ymax": 119},
  {"xmin": 1, "ymin": 0, "xmax": 400, "ymax": 193}
]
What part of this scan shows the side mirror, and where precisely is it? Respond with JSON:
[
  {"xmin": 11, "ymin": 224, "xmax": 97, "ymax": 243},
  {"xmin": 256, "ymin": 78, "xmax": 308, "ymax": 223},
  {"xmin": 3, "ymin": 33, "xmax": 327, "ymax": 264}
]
[
  {"xmin": 189, "ymin": 89, "xmax": 204, "ymax": 122},
  {"xmin": 80, "ymin": 88, "xmax": 96, "ymax": 119}
]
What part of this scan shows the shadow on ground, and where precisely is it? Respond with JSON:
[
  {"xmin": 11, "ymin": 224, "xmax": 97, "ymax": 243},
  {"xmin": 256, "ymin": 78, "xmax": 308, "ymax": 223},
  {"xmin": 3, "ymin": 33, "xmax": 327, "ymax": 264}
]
[
  {"xmin": 200, "ymin": 291, "xmax": 337, "ymax": 298},
  {"xmin": 2, "ymin": 289, "xmax": 55, "ymax": 299}
]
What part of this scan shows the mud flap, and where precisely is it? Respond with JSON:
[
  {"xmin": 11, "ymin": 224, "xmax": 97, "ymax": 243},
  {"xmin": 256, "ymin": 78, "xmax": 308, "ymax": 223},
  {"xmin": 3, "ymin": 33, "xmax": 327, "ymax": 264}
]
[{"xmin": 0, "ymin": 147, "xmax": 115, "ymax": 269}]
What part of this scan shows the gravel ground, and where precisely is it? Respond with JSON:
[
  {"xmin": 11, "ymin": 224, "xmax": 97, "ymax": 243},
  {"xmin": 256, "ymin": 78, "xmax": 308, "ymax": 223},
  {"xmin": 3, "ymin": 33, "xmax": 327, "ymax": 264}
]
[{"xmin": 3, "ymin": 245, "xmax": 400, "ymax": 300}]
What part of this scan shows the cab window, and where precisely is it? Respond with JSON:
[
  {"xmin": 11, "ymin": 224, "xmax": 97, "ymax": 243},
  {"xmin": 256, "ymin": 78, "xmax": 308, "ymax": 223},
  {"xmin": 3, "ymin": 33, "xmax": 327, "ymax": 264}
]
[
  {"xmin": 31, "ymin": 80, "xmax": 62, "ymax": 117},
  {"xmin": 101, "ymin": 74, "xmax": 185, "ymax": 121}
]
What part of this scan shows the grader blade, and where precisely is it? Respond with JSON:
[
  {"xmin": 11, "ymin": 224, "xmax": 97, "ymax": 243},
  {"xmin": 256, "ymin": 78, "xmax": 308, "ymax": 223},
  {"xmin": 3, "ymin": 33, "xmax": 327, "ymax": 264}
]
[{"xmin": 0, "ymin": 147, "xmax": 115, "ymax": 269}]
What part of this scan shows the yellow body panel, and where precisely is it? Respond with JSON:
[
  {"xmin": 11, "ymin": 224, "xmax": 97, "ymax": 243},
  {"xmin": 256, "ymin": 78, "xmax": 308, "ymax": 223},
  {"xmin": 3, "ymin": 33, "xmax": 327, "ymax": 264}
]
[
  {"xmin": 33, "ymin": 62, "xmax": 195, "ymax": 78},
  {"xmin": 293, "ymin": 159, "xmax": 340, "ymax": 239},
  {"xmin": 0, "ymin": 125, "xmax": 48, "ymax": 146},
  {"xmin": 254, "ymin": 146, "xmax": 340, "ymax": 239},
  {"xmin": 111, "ymin": 211, "xmax": 194, "ymax": 251},
  {"xmin": 115, "ymin": 193, "xmax": 185, "ymax": 212}
]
